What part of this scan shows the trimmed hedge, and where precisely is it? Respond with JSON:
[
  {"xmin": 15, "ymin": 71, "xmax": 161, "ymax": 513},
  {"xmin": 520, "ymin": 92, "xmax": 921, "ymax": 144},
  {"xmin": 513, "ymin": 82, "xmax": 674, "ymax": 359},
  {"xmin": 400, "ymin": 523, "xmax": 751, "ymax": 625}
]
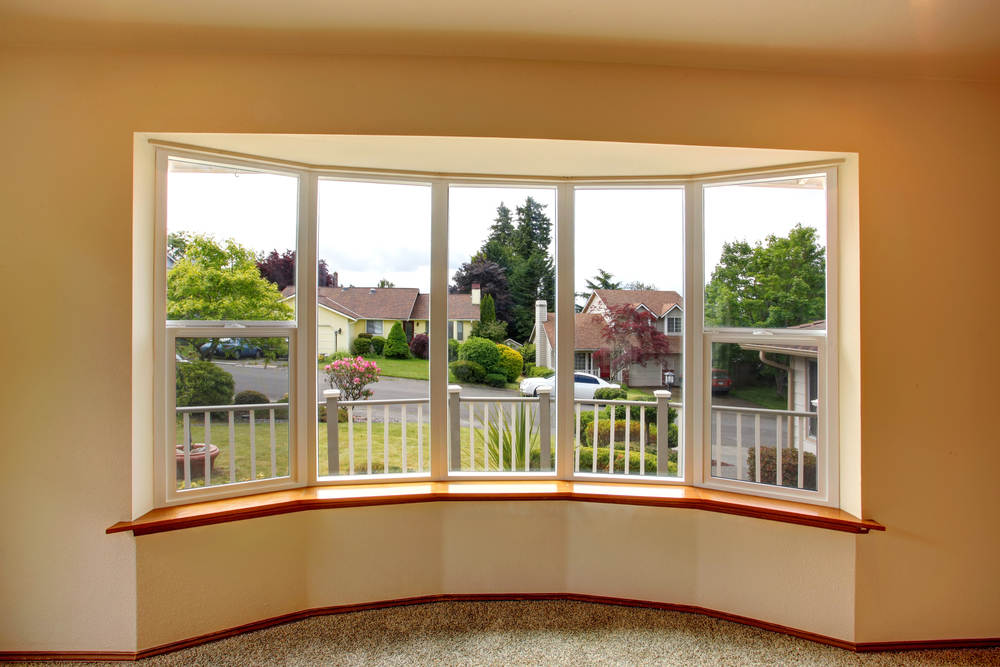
[
  {"xmin": 350, "ymin": 337, "xmax": 371, "ymax": 355},
  {"xmin": 576, "ymin": 445, "xmax": 676, "ymax": 476},
  {"xmin": 234, "ymin": 390, "xmax": 269, "ymax": 405},
  {"xmin": 176, "ymin": 360, "xmax": 234, "ymax": 410},
  {"xmin": 409, "ymin": 333, "xmax": 429, "ymax": 359},
  {"xmin": 484, "ymin": 373, "xmax": 507, "ymax": 387},
  {"xmin": 318, "ymin": 405, "xmax": 349, "ymax": 423},
  {"xmin": 448, "ymin": 338, "xmax": 460, "ymax": 362},
  {"xmin": 383, "ymin": 322, "xmax": 410, "ymax": 359},
  {"xmin": 458, "ymin": 336, "xmax": 500, "ymax": 370},
  {"xmin": 528, "ymin": 365, "xmax": 554, "ymax": 378},
  {"xmin": 593, "ymin": 387, "xmax": 627, "ymax": 401},
  {"xmin": 747, "ymin": 446, "xmax": 817, "ymax": 490},
  {"xmin": 370, "ymin": 335, "xmax": 386, "ymax": 355},
  {"xmin": 450, "ymin": 360, "xmax": 486, "ymax": 384},
  {"xmin": 495, "ymin": 344, "xmax": 524, "ymax": 382}
]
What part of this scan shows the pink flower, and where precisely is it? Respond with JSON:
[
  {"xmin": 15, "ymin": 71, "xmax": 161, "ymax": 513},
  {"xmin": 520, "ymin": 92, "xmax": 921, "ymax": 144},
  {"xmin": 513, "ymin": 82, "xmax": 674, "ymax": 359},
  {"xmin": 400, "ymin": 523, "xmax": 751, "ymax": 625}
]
[
  {"xmin": 354, "ymin": 377, "xmax": 360, "ymax": 383},
  {"xmin": 324, "ymin": 365, "xmax": 331, "ymax": 371}
]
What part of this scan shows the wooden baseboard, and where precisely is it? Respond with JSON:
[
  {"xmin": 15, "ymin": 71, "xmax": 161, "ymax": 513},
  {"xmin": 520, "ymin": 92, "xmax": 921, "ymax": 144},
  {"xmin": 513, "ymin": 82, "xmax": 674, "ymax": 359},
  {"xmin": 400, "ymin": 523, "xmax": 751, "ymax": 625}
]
[{"xmin": 2, "ymin": 594, "xmax": 996, "ymax": 661}]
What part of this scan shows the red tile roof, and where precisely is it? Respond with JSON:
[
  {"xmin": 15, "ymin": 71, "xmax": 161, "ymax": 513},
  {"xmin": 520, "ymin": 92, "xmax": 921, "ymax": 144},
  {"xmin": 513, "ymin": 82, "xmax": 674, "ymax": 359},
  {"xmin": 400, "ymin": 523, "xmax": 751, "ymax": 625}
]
[
  {"xmin": 589, "ymin": 289, "xmax": 682, "ymax": 317},
  {"xmin": 282, "ymin": 286, "xmax": 478, "ymax": 321}
]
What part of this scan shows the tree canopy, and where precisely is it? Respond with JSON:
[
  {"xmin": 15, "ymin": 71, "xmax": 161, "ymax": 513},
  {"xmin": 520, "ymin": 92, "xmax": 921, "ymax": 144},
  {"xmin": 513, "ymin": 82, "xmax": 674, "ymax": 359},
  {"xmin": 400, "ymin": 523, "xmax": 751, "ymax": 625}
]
[
  {"xmin": 704, "ymin": 224, "xmax": 825, "ymax": 329},
  {"xmin": 586, "ymin": 269, "xmax": 622, "ymax": 291},
  {"xmin": 256, "ymin": 248, "xmax": 337, "ymax": 290},
  {"xmin": 593, "ymin": 304, "xmax": 673, "ymax": 382}
]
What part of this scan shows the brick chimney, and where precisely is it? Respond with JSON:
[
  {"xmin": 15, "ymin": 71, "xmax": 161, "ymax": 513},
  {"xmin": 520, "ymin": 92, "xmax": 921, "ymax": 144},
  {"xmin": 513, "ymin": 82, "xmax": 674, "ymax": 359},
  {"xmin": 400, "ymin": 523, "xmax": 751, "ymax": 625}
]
[
  {"xmin": 535, "ymin": 300, "xmax": 550, "ymax": 369},
  {"xmin": 332, "ymin": 271, "xmax": 338, "ymax": 287},
  {"xmin": 471, "ymin": 283, "xmax": 481, "ymax": 305}
]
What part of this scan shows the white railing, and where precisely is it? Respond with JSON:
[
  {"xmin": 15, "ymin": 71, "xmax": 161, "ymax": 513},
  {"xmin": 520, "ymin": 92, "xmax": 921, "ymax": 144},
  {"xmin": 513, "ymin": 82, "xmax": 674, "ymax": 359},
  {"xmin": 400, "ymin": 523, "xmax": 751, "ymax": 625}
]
[
  {"xmin": 573, "ymin": 391, "xmax": 681, "ymax": 477},
  {"xmin": 323, "ymin": 390, "xmax": 429, "ymax": 476},
  {"xmin": 176, "ymin": 402, "xmax": 285, "ymax": 490},
  {"xmin": 449, "ymin": 386, "xmax": 553, "ymax": 473},
  {"xmin": 709, "ymin": 405, "xmax": 817, "ymax": 490}
]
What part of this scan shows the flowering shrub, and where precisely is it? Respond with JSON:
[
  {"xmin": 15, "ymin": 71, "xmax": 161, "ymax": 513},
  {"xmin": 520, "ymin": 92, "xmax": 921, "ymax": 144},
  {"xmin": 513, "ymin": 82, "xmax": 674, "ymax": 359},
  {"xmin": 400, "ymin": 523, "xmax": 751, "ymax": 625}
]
[{"xmin": 324, "ymin": 356, "xmax": 381, "ymax": 401}]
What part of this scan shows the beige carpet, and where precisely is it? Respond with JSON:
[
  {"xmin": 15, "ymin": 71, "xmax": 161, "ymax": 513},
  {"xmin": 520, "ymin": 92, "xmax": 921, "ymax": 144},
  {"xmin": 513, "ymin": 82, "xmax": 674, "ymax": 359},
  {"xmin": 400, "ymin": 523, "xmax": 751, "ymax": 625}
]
[{"xmin": 15, "ymin": 600, "xmax": 1000, "ymax": 666}]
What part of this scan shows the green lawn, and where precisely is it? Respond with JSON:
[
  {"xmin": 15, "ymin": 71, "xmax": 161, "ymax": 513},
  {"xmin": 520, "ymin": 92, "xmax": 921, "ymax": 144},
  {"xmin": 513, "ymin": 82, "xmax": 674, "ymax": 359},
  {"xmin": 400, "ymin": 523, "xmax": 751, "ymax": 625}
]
[
  {"xmin": 729, "ymin": 385, "xmax": 787, "ymax": 410},
  {"xmin": 319, "ymin": 355, "xmax": 464, "ymax": 383}
]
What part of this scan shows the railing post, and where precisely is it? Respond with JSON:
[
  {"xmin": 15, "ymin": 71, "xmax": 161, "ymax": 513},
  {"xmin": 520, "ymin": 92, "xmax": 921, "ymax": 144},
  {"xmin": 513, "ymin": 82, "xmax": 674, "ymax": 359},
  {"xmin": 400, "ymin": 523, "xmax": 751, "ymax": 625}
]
[
  {"xmin": 536, "ymin": 386, "xmax": 552, "ymax": 470},
  {"xmin": 448, "ymin": 385, "xmax": 462, "ymax": 472},
  {"xmin": 323, "ymin": 389, "xmax": 340, "ymax": 476},
  {"xmin": 654, "ymin": 390, "xmax": 672, "ymax": 476}
]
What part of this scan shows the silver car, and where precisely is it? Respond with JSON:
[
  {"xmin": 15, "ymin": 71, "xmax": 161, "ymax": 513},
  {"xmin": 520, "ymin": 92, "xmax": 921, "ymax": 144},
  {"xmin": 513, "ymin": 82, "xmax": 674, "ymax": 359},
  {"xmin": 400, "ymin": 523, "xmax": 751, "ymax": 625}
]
[{"xmin": 519, "ymin": 372, "xmax": 621, "ymax": 399}]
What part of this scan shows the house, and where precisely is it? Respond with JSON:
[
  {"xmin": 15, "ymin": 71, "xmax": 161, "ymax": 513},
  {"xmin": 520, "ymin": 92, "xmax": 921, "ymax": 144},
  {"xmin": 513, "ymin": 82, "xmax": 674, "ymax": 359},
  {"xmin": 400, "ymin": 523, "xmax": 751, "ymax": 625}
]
[
  {"xmin": 281, "ymin": 285, "xmax": 480, "ymax": 354},
  {"xmin": 4, "ymin": 1, "xmax": 1000, "ymax": 660},
  {"xmin": 531, "ymin": 289, "xmax": 683, "ymax": 386}
]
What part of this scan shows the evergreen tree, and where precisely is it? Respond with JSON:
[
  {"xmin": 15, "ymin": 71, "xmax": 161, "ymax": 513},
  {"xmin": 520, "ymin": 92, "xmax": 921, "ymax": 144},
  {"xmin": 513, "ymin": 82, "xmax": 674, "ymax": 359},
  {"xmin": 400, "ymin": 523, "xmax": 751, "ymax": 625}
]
[
  {"xmin": 480, "ymin": 202, "xmax": 515, "ymax": 273},
  {"xmin": 510, "ymin": 251, "xmax": 553, "ymax": 340},
  {"xmin": 479, "ymin": 293, "xmax": 496, "ymax": 323},
  {"xmin": 383, "ymin": 322, "xmax": 411, "ymax": 359},
  {"xmin": 512, "ymin": 196, "xmax": 552, "ymax": 260},
  {"xmin": 586, "ymin": 269, "xmax": 622, "ymax": 291}
]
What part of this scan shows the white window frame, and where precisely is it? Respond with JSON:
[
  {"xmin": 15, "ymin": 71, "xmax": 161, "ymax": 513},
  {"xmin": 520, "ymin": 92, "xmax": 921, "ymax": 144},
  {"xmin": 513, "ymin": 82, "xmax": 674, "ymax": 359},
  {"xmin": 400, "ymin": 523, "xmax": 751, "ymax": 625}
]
[
  {"xmin": 666, "ymin": 314, "xmax": 682, "ymax": 334},
  {"xmin": 153, "ymin": 145, "xmax": 840, "ymax": 508}
]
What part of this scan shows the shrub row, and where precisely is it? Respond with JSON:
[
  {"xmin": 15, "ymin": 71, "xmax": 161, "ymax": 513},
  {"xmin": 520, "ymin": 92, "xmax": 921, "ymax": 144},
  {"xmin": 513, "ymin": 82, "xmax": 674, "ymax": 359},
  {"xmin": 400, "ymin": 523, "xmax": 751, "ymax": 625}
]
[
  {"xmin": 746, "ymin": 446, "xmax": 817, "ymax": 490},
  {"xmin": 450, "ymin": 336, "xmax": 524, "ymax": 386}
]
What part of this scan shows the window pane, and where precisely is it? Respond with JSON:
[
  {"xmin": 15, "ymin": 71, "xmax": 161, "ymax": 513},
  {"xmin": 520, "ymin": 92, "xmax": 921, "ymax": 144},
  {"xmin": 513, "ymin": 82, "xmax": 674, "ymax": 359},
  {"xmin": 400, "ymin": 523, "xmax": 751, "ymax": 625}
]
[
  {"xmin": 316, "ymin": 180, "xmax": 431, "ymax": 477},
  {"xmin": 704, "ymin": 176, "xmax": 826, "ymax": 330},
  {"xmin": 709, "ymin": 342, "xmax": 819, "ymax": 491},
  {"xmin": 174, "ymin": 336, "xmax": 291, "ymax": 490},
  {"xmin": 166, "ymin": 159, "xmax": 298, "ymax": 321},
  {"xmin": 448, "ymin": 186, "xmax": 557, "ymax": 473},
  {"xmin": 573, "ymin": 188, "xmax": 684, "ymax": 478}
]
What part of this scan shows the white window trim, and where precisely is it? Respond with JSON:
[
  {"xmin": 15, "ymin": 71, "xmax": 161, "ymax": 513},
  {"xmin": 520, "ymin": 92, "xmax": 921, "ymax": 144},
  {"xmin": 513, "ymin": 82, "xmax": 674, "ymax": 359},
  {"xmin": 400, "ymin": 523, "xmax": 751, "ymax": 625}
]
[{"xmin": 153, "ymin": 145, "xmax": 841, "ymax": 508}]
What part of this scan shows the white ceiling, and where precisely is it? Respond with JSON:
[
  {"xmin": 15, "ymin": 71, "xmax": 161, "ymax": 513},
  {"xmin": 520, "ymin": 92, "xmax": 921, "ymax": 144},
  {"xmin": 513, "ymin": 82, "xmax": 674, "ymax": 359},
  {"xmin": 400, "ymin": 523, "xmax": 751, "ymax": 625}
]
[
  {"xmin": 146, "ymin": 134, "xmax": 847, "ymax": 177},
  {"xmin": 4, "ymin": 0, "xmax": 999, "ymax": 80}
]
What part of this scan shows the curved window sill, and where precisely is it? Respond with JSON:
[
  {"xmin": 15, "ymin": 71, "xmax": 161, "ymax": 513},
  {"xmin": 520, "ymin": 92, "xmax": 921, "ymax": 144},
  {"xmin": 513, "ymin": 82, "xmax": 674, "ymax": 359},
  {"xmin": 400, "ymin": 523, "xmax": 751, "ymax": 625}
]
[{"xmin": 107, "ymin": 481, "xmax": 884, "ymax": 536}]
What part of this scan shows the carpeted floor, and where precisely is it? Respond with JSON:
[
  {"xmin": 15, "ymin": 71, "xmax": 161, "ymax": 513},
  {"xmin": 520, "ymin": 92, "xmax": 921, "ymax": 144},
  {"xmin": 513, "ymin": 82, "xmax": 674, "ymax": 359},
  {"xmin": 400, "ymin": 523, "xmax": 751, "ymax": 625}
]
[{"xmin": 12, "ymin": 601, "xmax": 1000, "ymax": 666}]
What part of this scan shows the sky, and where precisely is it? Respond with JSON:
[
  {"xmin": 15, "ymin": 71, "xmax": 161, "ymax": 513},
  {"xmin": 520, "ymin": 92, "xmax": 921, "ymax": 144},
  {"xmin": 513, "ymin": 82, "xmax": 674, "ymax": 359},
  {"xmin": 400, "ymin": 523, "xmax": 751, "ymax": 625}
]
[{"xmin": 166, "ymin": 161, "xmax": 827, "ymax": 308}]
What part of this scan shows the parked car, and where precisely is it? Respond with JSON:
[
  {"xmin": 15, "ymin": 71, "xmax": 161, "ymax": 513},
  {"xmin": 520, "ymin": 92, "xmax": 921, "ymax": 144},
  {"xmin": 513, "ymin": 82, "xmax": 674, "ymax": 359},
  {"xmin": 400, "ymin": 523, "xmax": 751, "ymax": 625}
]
[
  {"xmin": 199, "ymin": 338, "xmax": 263, "ymax": 359},
  {"xmin": 711, "ymin": 368, "xmax": 732, "ymax": 394},
  {"xmin": 519, "ymin": 372, "xmax": 621, "ymax": 400}
]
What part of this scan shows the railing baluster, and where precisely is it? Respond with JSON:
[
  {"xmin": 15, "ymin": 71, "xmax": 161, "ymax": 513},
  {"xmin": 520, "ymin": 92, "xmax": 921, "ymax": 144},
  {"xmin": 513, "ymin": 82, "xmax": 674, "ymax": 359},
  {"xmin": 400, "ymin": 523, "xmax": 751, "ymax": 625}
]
[
  {"xmin": 592, "ymin": 404, "xmax": 598, "ymax": 473},
  {"xmin": 639, "ymin": 407, "xmax": 646, "ymax": 476},
  {"xmin": 483, "ymin": 404, "xmax": 490, "ymax": 471},
  {"xmin": 183, "ymin": 412, "xmax": 191, "ymax": 489},
  {"xmin": 269, "ymin": 408, "xmax": 276, "ymax": 478},
  {"xmin": 468, "ymin": 403, "xmax": 475, "ymax": 472},
  {"xmin": 250, "ymin": 410, "xmax": 256, "ymax": 481},
  {"xmin": 736, "ymin": 413, "xmax": 743, "ymax": 481},
  {"xmin": 574, "ymin": 403, "xmax": 581, "ymax": 473},
  {"xmin": 204, "ymin": 411, "xmax": 212, "ymax": 487},
  {"xmin": 714, "ymin": 411, "xmax": 721, "ymax": 478},
  {"xmin": 776, "ymin": 415, "xmax": 783, "ymax": 486},
  {"xmin": 348, "ymin": 406, "xmax": 355, "ymax": 475},
  {"xmin": 609, "ymin": 404, "xmax": 615, "ymax": 474},
  {"xmin": 383, "ymin": 405, "xmax": 389, "ymax": 474},
  {"xmin": 797, "ymin": 416, "xmax": 804, "ymax": 489},
  {"xmin": 416, "ymin": 405, "xmax": 422, "ymax": 473},
  {"xmin": 228, "ymin": 411, "xmax": 236, "ymax": 484},
  {"xmin": 624, "ymin": 407, "xmax": 631, "ymax": 475},
  {"xmin": 754, "ymin": 414, "xmax": 761, "ymax": 484},
  {"xmin": 366, "ymin": 405, "xmax": 373, "ymax": 475},
  {"xmin": 401, "ymin": 405, "xmax": 407, "ymax": 474},
  {"xmin": 509, "ymin": 403, "xmax": 516, "ymax": 471}
]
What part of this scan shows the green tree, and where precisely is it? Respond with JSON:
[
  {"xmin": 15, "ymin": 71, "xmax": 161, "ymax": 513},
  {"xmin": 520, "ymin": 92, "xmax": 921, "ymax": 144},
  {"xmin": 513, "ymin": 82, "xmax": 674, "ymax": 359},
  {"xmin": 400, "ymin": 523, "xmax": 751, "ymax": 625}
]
[
  {"xmin": 586, "ymin": 268, "xmax": 622, "ymax": 291},
  {"xmin": 512, "ymin": 196, "xmax": 552, "ymax": 260},
  {"xmin": 376, "ymin": 278, "xmax": 395, "ymax": 288},
  {"xmin": 480, "ymin": 203, "xmax": 516, "ymax": 274},
  {"xmin": 471, "ymin": 293, "xmax": 507, "ymax": 342},
  {"xmin": 383, "ymin": 321, "xmax": 411, "ymax": 359},
  {"xmin": 704, "ymin": 224, "xmax": 825, "ymax": 329},
  {"xmin": 167, "ymin": 234, "xmax": 293, "ymax": 359},
  {"xmin": 510, "ymin": 251, "xmax": 554, "ymax": 340}
]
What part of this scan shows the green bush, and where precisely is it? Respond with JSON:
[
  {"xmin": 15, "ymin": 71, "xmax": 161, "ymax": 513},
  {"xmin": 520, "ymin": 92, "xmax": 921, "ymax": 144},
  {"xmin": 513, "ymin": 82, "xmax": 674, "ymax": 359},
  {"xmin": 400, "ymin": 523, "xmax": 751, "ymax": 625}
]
[
  {"xmin": 458, "ymin": 336, "xmax": 500, "ymax": 370},
  {"xmin": 357, "ymin": 332, "xmax": 373, "ymax": 339},
  {"xmin": 370, "ymin": 335, "xmax": 387, "ymax": 355},
  {"xmin": 495, "ymin": 344, "xmax": 524, "ymax": 382},
  {"xmin": 747, "ymin": 446, "xmax": 817, "ymax": 491},
  {"xmin": 529, "ymin": 365, "xmax": 554, "ymax": 378},
  {"xmin": 273, "ymin": 393, "xmax": 290, "ymax": 420},
  {"xmin": 176, "ymin": 360, "xmax": 234, "ymax": 409},
  {"xmin": 521, "ymin": 343, "xmax": 536, "ymax": 364},
  {"xmin": 350, "ymin": 337, "xmax": 371, "ymax": 355},
  {"xmin": 234, "ymin": 390, "xmax": 269, "ymax": 406},
  {"xmin": 593, "ymin": 387, "xmax": 627, "ymax": 401},
  {"xmin": 318, "ymin": 405, "xmax": 348, "ymax": 423},
  {"xmin": 484, "ymin": 373, "xmax": 507, "ymax": 387},
  {"xmin": 448, "ymin": 338, "xmax": 460, "ymax": 362},
  {"xmin": 576, "ymin": 445, "xmax": 676, "ymax": 475},
  {"xmin": 383, "ymin": 322, "xmax": 411, "ymax": 359},
  {"xmin": 450, "ymin": 360, "xmax": 486, "ymax": 384},
  {"xmin": 471, "ymin": 319, "xmax": 508, "ymax": 342}
]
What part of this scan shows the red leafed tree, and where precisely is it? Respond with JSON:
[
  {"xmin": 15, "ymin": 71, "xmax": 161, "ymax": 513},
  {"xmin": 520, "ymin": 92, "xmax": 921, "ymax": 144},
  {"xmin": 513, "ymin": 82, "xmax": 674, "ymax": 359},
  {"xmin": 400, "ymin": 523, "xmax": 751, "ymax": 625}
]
[
  {"xmin": 257, "ymin": 249, "xmax": 337, "ymax": 290},
  {"xmin": 593, "ymin": 304, "xmax": 672, "ymax": 382}
]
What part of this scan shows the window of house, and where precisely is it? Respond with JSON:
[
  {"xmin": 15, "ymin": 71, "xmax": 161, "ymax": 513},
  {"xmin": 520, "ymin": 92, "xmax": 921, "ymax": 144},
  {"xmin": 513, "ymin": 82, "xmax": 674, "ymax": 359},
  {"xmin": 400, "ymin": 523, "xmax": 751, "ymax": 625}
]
[{"xmin": 154, "ymin": 145, "xmax": 839, "ymax": 508}]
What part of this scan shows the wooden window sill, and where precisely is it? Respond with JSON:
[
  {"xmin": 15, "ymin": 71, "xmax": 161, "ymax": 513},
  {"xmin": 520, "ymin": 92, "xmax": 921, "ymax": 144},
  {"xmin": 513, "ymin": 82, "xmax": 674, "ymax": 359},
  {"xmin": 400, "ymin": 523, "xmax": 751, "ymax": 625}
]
[{"xmin": 108, "ymin": 481, "xmax": 883, "ymax": 536}]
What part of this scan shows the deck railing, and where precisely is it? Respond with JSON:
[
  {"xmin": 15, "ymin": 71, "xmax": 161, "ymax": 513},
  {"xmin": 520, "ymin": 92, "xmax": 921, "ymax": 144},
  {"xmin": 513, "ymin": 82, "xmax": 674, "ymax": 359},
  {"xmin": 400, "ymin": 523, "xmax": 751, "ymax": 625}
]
[
  {"xmin": 324, "ymin": 390, "xmax": 429, "ymax": 476},
  {"xmin": 708, "ymin": 405, "xmax": 817, "ymax": 490},
  {"xmin": 448, "ymin": 386, "xmax": 553, "ymax": 473},
  {"xmin": 176, "ymin": 402, "xmax": 286, "ymax": 489}
]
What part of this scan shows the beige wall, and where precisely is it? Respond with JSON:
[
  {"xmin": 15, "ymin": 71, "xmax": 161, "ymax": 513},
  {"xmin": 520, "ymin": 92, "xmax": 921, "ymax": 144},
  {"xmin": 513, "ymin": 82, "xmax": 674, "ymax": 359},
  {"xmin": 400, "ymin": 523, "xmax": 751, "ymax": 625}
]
[{"xmin": 1, "ymin": 45, "xmax": 998, "ymax": 651}]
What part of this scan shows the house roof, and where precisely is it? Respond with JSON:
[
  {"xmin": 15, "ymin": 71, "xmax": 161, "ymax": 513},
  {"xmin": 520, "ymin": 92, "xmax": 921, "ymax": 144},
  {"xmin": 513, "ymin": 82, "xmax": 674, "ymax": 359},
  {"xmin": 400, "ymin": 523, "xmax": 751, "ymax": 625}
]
[
  {"xmin": 541, "ymin": 313, "xmax": 607, "ymax": 351},
  {"xmin": 589, "ymin": 289, "xmax": 683, "ymax": 318},
  {"xmin": 410, "ymin": 293, "xmax": 480, "ymax": 321},
  {"xmin": 283, "ymin": 286, "xmax": 478, "ymax": 321}
]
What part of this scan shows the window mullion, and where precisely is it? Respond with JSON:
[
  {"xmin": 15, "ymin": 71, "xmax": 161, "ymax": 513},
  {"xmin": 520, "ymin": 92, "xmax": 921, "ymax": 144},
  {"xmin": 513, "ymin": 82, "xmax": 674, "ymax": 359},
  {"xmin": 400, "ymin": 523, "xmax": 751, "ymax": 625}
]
[
  {"xmin": 556, "ymin": 184, "xmax": 575, "ymax": 479},
  {"xmin": 298, "ymin": 171, "xmax": 318, "ymax": 486},
  {"xmin": 430, "ymin": 180, "xmax": 449, "ymax": 479},
  {"xmin": 684, "ymin": 181, "xmax": 703, "ymax": 486}
]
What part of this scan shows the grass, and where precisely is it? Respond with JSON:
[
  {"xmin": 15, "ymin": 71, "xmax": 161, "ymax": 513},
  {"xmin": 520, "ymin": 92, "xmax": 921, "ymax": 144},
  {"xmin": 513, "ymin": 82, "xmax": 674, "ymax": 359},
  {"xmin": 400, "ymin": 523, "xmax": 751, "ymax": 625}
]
[
  {"xmin": 318, "ymin": 355, "xmax": 462, "ymax": 383},
  {"xmin": 728, "ymin": 385, "xmax": 787, "ymax": 410}
]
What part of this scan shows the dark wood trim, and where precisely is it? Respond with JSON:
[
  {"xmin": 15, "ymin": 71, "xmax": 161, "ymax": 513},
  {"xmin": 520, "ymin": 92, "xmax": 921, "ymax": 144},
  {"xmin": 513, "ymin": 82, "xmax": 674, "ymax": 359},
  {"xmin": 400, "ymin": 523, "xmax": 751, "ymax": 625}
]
[
  {"xmin": 107, "ymin": 481, "xmax": 885, "ymax": 536},
  {"xmin": 3, "ymin": 594, "xmax": 995, "ymax": 662}
]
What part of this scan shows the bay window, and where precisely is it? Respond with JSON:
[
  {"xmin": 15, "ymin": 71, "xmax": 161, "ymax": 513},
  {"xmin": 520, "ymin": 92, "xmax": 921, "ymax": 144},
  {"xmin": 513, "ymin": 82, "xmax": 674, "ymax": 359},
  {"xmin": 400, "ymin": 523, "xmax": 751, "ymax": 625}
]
[{"xmin": 154, "ymin": 142, "xmax": 839, "ymax": 508}]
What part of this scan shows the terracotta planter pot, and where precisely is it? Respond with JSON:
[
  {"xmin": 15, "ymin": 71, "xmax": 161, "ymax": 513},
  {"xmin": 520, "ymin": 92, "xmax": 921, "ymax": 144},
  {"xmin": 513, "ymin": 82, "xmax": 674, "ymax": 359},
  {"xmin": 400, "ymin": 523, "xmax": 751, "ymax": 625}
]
[{"xmin": 175, "ymin": 443, "xmax": 220, "ymax": 480}]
